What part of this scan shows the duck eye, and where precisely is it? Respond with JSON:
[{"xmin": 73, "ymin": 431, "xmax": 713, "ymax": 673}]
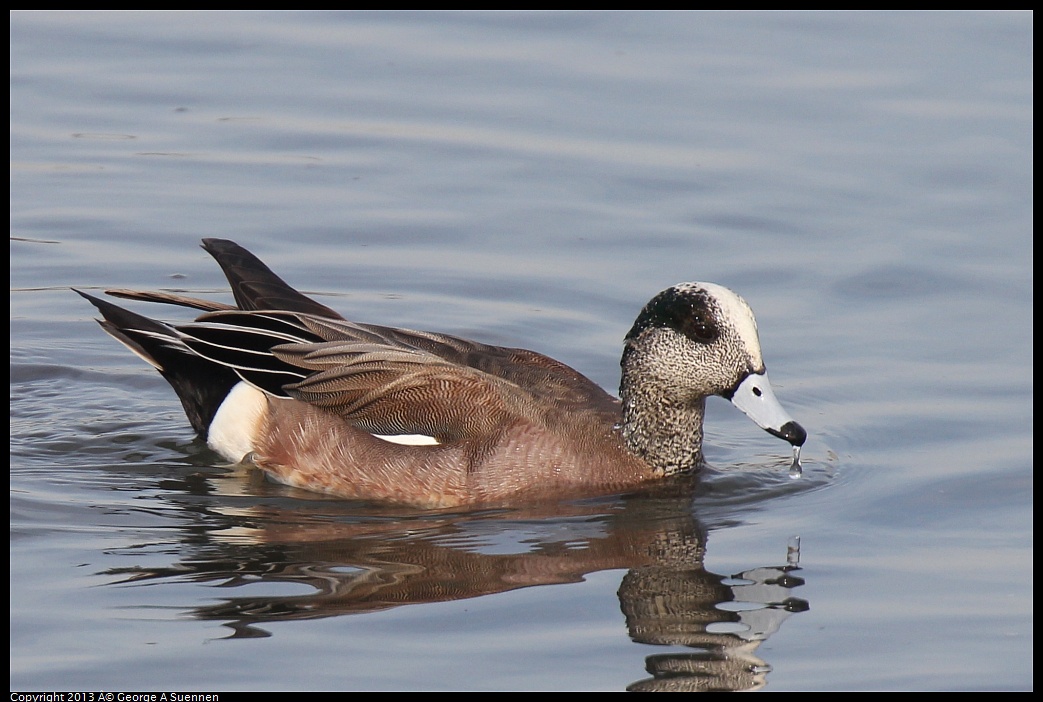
[{"xmin": 685, "ymin": 314, "xmax": 717, "ymax": 343}]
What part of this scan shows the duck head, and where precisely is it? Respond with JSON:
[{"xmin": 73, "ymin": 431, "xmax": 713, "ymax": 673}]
[{"xmin": 619, "ymin": 282, "xmax": 806, "ymax": 474}]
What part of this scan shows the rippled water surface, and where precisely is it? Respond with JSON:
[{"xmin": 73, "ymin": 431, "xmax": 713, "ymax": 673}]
[{"xmin": 10, "ymin": 11, "xmax": 1032, "ymax": 691}]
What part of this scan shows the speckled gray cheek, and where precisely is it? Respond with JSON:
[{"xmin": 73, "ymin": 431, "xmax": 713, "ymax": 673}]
[{"xmin": 710, "ymin": 325, "xmax": 759, "ymax": 389}]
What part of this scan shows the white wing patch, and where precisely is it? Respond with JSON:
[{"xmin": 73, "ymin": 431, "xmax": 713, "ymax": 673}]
[{"xmin": 372, "ymin": 433, "xmax": 441, "ymax": 446}]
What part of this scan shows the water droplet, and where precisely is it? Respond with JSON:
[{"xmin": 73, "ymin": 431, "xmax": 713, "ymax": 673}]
[
  {"xmin": 787, "ymin": 536, "xmax": 801, "ymax": 568},
  {"xmin": 789, "ymin": 444, "xmax": 802, "ymax": 479}
]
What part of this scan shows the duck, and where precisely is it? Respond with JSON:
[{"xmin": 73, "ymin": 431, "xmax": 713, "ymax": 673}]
[{"xmin": 78, "ymin": 238, "xmax": 805, "ymax": 507}]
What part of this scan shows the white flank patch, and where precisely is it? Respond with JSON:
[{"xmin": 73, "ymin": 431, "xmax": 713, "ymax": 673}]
[
  {"xmin": 208, "ymin": 381, "xmax": 268, "ymax": 462},
  {"xmin": 372, "ymin": 433, "xmax": 441, "ymax": 446},
  {"xmin": 697, "ymin": 282, "xmax": 764, "ymax": 367}
]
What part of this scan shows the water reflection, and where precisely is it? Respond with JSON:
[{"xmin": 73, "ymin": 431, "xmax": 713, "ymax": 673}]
[
  {"xmin": 620, "ymin": 538, "xmax": 807, "ymax": 691},
  {"xmin": 105, "ymin": 476, "xmax": 808, "ymax": 691}
]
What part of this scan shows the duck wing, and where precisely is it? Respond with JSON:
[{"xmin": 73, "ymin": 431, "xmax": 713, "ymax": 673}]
[{"xmin": 178, "ymin": 310, "xmax": 619, "ymax": 444}]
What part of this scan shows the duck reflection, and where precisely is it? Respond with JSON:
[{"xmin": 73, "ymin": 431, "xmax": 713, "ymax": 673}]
[{"xmin": 106, "ymin": 475, "xmax": 808, "ymax": 691}]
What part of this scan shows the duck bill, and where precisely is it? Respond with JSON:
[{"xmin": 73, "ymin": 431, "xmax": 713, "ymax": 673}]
[{"xmin": 728, "ymin": 371, "xmax": 807, "ymax": 447}]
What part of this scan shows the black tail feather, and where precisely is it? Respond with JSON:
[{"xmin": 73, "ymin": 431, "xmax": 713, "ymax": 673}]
[
  {"xmin": 77, "ymin": 289, "xmax": 239, "ymax": 437},
  {"xmin": 104, "ymin": 288, "xmax": 236, "ymax": 313},
  {"xmin": 79, "ymin": 239, "xmax": 340, "ymax": 436},
  {"xmin": 201, "ymin": 238, "xmax": 343, "ymax": 318}
]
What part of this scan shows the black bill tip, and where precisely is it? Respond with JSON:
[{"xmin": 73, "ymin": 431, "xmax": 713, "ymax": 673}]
[{"xmin": 769, "ymin": 420, "xmax": 807, "ymax": 447}]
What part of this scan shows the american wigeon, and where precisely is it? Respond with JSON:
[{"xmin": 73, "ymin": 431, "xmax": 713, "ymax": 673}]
[{"xmin": 78, "ymin": 239, "xmax": 805, "ymax": 507}]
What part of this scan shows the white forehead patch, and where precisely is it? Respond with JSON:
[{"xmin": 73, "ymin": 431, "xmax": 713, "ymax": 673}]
[{"xmin": 689, "ymin": 282, "xmax": 763, "ymax": 367}]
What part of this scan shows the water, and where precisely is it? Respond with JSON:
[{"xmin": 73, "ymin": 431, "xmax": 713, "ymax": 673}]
[
  {"xmin": 10, "ymin": 11, "xmax": 1032, "ymax": 691},
  {"xmin": 789, "ymin": 445, "xmax": 802, "ymax": 478}
]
